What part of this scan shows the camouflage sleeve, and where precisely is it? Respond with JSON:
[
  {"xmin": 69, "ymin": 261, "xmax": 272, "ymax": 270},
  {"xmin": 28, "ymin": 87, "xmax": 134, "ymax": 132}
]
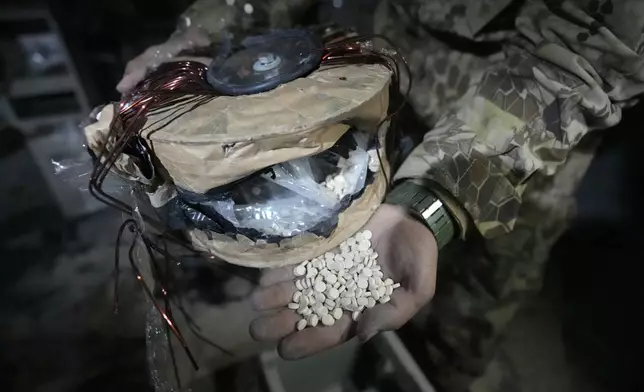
[
  {"xmin": 394, "ymin": 0, "xmax": 644, "ymax": 238},
  {"xmin": 391, "ymin": 0, "xmax": 514, "ymax": 39},
  {"xmin": 176, "ymin": 0, "xmax": 314, "ymax": 38}
]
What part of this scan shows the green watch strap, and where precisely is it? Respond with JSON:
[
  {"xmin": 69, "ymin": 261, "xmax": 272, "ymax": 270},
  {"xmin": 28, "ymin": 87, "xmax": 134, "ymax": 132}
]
[{"xmin": 385, "ymin": 181, "xmax": 456, "ymax": 249}]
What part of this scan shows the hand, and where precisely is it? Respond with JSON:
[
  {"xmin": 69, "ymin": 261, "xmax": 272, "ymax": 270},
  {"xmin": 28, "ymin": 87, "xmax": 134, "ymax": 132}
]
[
  {"xmin": 249, "ymin": 204, "xmax": 438, "ymax": 359},
  {"xmin": 116, "ymin": 26, "xmax": 211, "ymax": 94}
]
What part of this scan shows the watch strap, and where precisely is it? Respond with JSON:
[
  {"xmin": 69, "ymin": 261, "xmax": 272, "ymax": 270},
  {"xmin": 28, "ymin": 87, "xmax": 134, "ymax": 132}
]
[{"xmin": 385, "ymin": 181, "xmax": 456, "ymax": 249}]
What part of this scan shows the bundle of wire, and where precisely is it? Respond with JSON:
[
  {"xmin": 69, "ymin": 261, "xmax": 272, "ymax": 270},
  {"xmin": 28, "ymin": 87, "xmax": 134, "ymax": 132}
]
[{"xmin": 89, "ymin": 32, "xmax": 411, "ymax": 370}]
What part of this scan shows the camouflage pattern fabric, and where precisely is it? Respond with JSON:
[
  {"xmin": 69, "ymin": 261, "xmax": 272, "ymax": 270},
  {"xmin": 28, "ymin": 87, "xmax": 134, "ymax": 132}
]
[
  {"xmin": 390, "ymin": 1, "xmax": 644, "ymax": 391},
  {"xmin": 163, "ymin": 1, "xmax": 644, "ymax": 392}
]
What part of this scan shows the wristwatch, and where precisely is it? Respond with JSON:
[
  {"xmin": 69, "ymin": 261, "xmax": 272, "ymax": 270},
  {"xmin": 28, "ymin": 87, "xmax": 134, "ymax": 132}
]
[{"xmin": 384, "ymin": 181, "xmax": 456, "ymax": 249}]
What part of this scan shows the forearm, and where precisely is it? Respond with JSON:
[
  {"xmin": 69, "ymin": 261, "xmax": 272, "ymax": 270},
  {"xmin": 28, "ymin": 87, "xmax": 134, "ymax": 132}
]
[{"xmin": 391, "ymin": 0, "xmax": 644, "ymax": 239}]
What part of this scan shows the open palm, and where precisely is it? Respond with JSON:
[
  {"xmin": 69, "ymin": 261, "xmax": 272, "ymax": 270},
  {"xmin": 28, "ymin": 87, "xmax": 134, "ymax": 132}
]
[{"xmin": 250, "ymin": 204, "xmax": 438, "ymax": 359}]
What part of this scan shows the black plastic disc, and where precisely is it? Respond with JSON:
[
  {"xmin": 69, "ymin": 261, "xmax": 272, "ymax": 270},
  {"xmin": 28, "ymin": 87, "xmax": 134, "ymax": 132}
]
[{"xmin": 206, "ymin": 29, "xmax": 323, "ymax": 96}]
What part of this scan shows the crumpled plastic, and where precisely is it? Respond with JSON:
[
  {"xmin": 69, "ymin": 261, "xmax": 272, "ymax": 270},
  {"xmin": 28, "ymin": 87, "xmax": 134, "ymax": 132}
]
[{"xmin": 161, "ymin": 131, "xmax": 376, "ymax": 241}]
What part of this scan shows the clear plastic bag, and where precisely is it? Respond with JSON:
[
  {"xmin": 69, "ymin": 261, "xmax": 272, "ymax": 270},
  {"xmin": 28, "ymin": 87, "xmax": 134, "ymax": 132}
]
[
  {"xmin": 165, "ymin": 130, "xmax": 379, "ymax": 240},
  {"xmin": 51, "ymin": 152, "xmax": 131, "ymax": 195}
]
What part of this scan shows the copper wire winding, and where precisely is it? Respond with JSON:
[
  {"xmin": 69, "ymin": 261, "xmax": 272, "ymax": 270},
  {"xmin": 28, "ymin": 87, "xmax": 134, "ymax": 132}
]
[{"xmin": 90, "ymin": 32, "xmax": 412, "ymax": 372}]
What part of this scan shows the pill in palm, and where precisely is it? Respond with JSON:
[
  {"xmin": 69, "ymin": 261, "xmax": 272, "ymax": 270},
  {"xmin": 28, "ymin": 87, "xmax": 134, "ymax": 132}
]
[{"xmin": 288, "ymin": 230, "xmax": 402, "ymax": 331}]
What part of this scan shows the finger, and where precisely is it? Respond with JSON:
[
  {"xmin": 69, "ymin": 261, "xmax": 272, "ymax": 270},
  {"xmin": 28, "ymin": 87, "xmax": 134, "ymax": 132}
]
[
  {"xmin": 251, "ymin": 281, "xmax": 296, "ymax": 311},
  {"xmin": 249, "ymin": 309, "xmax": 301, "ymax": 341},
  {"xmin": 355, "ymin": 289, "xmax": 417, "ymax": 342},
  {"xmin": 259, "ymin": 266, "xmax": 295, "ymax": 287},
  {"xmin": 278, "ymin": 315, "xmax": 353, "ymax": 360}
]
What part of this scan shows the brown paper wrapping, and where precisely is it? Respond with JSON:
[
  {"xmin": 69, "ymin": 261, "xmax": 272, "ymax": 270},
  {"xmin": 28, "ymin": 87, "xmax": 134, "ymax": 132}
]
[
  {"xmin": 85, "ymin": 63, "xmax": 392, "ymax": 268},
  {"xmin": 143, "ymin": 64, "xmax": 392, "ymax": 193}
]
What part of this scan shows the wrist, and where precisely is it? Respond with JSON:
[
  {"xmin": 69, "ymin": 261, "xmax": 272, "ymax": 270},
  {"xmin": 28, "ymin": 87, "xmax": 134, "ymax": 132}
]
[{"xmin": 384, "ymin": 181, "xmax": 456, "ymax": 250}]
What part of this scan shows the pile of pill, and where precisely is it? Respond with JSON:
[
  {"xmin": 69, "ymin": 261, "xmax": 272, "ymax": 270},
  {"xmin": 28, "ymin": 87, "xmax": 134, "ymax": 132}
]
[{"xmin": 287, "ymin": 230, "xmax": 401, "ymax": 330}]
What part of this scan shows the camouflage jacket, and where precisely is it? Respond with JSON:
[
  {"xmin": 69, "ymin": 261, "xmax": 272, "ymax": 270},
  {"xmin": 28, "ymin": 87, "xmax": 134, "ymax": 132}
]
[{"xmin": 178, "ymin": 0, "xmax": 644, "ymax": 239}]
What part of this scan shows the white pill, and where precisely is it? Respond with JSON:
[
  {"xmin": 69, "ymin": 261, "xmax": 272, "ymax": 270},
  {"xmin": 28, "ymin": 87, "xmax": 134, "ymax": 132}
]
[
  {"xmin": 392, "ymin": 283, "xmax": 401, "ymax": 289},
  {"xmin": 358, "ymin": 242, "xmax": 370, "ymax": 252},
  {"xmin": 356, "ymin": 288, "xmax": 365, "ymax": 298},
  {"xmin": 295, "ymin": 280, "xmax": 303, "ymax": 290},
  {"xmin": 333, "ymin": 308, "xmax": 343, "ymax": 320},
  {"xmin": 303, "ymin": 287, "xmax": 313, "ymax": 295},
  {"xmin": 314, "ymin": 292, "xmax": 326, "ymax": 302},
  {"xmin": 366, "ymin": 297, "xmax": 376, "ymax": 308},
  {"xmin": 362, "ymin": 268, "xmax": 373, "ymax": 277},
  {"xmin": 380, "ymin": 295, "xmax": 391, "ymax": 304},
  {"xmin": 297, "ymin": 319, "xmax": 307, "ymax": 331},
  {"xmin": 309, "ymin": 314, "xmax": 319, "ymax": 327},
  {"xmin": 347, "ymin": 237, "xmax": 357, "ymax": 246},
  {"xmin": 362, "ymin": 230, "xmax": 373, "ymax": 240},
  {"xmin": 307, "ymin": 267, "xmax": 318, "ymax": 277},
  {"xmin": 288, "ymin": 302, "xmax": 299, "ymax": 310},
  {"xmin": 357, "ymin": 278, "xmax": 368, "ymax": 289},
  {"xmin": 327, "ymin": 287, "xmax": 339, "ymax": 299},
  {"xmin": 351, "ymin": 297, "xmax": 358, "ymax": 307},
  {"xmin": 325, "ymin": 298, "xmax": 336, "ymax": 308},
  {"xmin": 294, "ymin": 265, "xmax": 306, "ymax": 276},
  {"xmin": 374, "ymin": 270, "xmax": 384, "ymax": 279},
  {"xmin": 326, "ymin": 274, "xmax": 338, "ymax": 285},
  {"xmin": 384, "ymin": 278, "xmax": 394, "ymax": 286},
  {"xmin": 320, "ymin": 268, "xmax": 330, "ymax": 276},
  {"xmin": 346, "ymin": 279, "xmax": 356, "ymax": 289},
  {"xmin": 293, "ymin": 292, "xmax": 302, "ymax": 303},
  {"xmin": 299, "ymin": 296, "xmax": 310, "ymax": 307},
  {"xmin": 315, "ymin": 305, "xmax": 329, "ymax": 316},
  {"xmin": 325, "ymin": 252, "xmax": 334, "ymax": 260},
  {"xmin": 355, "ymin": 232, "xmax": 364, "ymax": 242},
  {"xmin": 377, "ymin": 286, "xmax": 387, "ymax": 297},
  {"xmin": 372, "ymin": 290, "xmax": 381, "ymax": 301},
  {"xmin": 385, "ymin": 286, "xmax": 393, "ymax": 296},
  {"xmin": 314, "ymin": 281, "xmax": 327, "ymax": 292},
  {"xmin": 302, "ymin": 307, "xmax": 312, "ymax": 316},
  {"xmin": 357, "ymin": 297, "xmax": 369, "ymax": 307},
  {"xmin": 340, "ymin": 297, "xmax": 352, "ymax": 307},
  {"xmin": 338, "ymin": 276, "xmax": 347, "ymax": 285},
  {"xmin": 322, "ymin": 314, "xmax": 335, "ymax": 326},
  {"xmin": 243, "ymin": 3, "xmax": 253, "ymax": 14},
  {"xmin": 352, "ymin": 311, "xmax": 361, "ymax": 321},
  {"xmin": 364, "ymin": 291, "xmax": 372, "ymax": 297}
]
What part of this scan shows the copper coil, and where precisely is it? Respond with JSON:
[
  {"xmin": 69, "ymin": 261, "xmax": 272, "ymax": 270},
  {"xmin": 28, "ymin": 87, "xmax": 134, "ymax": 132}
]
[{"xmin": 90, "ymin": 31, "xmax": 412, "ymax": 372}]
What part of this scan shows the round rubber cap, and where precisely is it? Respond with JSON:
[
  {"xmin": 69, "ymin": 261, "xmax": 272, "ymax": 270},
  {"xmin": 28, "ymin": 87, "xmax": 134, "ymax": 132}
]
[{"xmin": 207, "ymin": 29, "xmax": 323, "ymax": 96}]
